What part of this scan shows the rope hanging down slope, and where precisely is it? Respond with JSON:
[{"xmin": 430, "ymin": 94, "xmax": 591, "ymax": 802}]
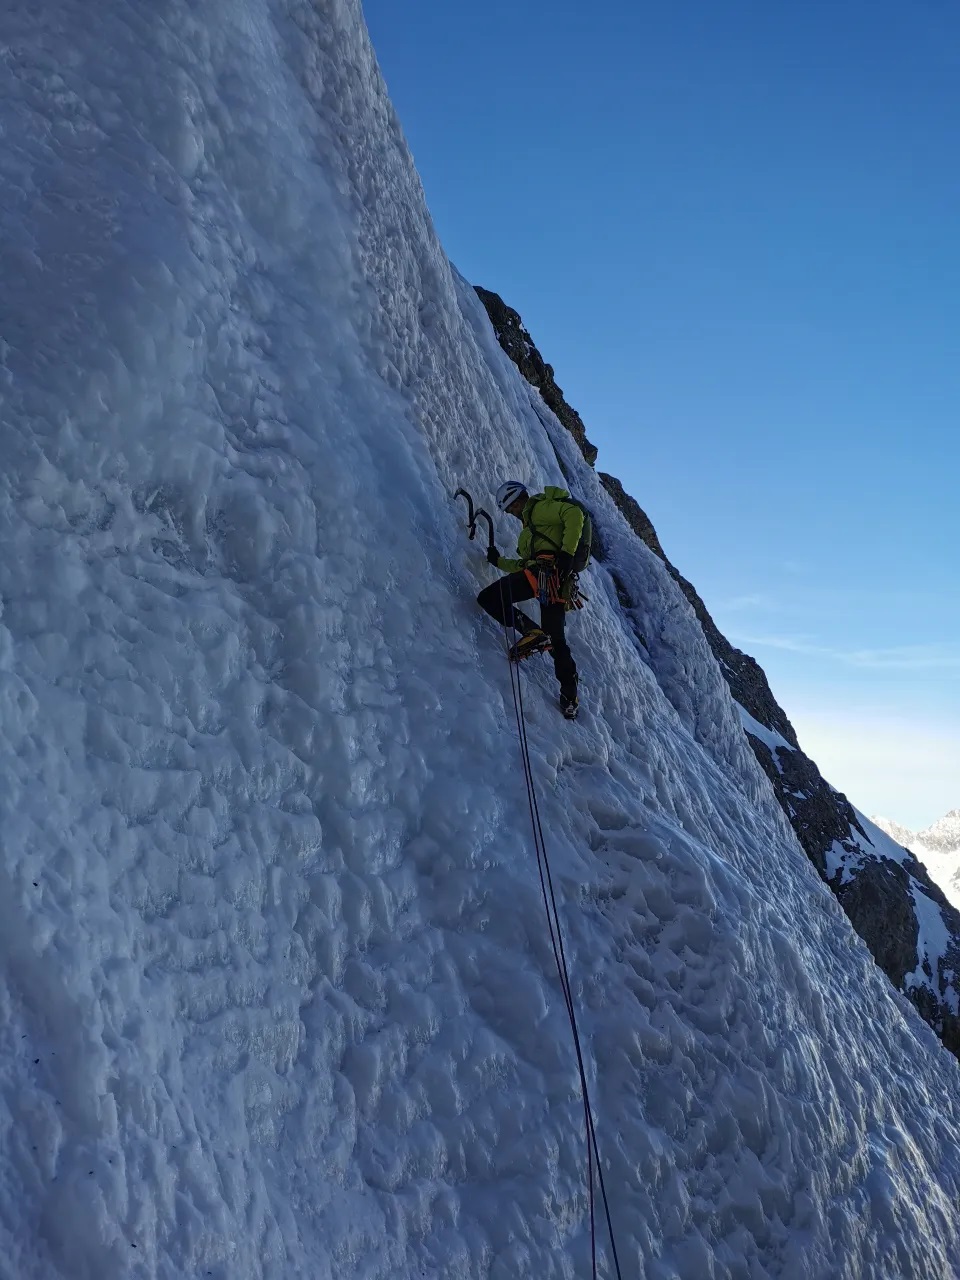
[
  {"xmin": 455, "ymin": 489, "xmax": 624, "ymax": 1277},
  {"xmin": 501, "ymin": 577, "xmax": 624, "ymax": 1280}
]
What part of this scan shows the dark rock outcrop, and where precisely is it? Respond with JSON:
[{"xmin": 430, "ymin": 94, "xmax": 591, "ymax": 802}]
[
  {"xmin": 474, "ymin": 287, "xmax": 598, "ymax": 466},
  {"xmin": 477, "ymin": 282, "xmax": 960, "ymax": 1063},
  {"xmin": 835, "ymin": 854, "xmax": 960, "ymax": 1058}
]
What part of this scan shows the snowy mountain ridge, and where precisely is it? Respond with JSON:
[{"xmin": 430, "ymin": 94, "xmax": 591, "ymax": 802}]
[
  {"xmin": 871, "ymin": 815, "xmax": 918, "ymax": 849},
  {"xmin": 871, "ymin": 811, "xmax": 960, "ymax": 910},
  {"xmin": 3, "ymin": 1, "xmax": 960, "ymax": 1277},
  {"xmin": 873, "ymin": 809, "xmax": 960, "ymax": 853},
  {"xmin": 918, "ymin": 808, "xmax": 960, "ymax": 852}
]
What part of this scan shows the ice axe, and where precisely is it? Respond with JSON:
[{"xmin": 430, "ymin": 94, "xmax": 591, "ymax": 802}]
[{"xmin": 454, "ymin": 488, "xmax": 495, "ymax": 553}]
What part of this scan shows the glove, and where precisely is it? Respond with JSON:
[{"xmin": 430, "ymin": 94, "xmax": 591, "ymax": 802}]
[
  {"xmin": 554, "ymin": 550, "xmax": 574, "ymax": 578},
  {"xmin": 486, "ymin": 546, "xmax": 501, "ymax": 566}
]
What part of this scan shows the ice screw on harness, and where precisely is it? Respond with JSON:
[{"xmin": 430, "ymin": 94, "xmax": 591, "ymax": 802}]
[{"xmin": 524, "ymin": 554, "xmax": 564, "ymax": 608}]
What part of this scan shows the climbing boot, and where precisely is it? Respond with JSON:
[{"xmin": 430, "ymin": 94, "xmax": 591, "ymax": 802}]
[
  {"xmin": 509, "ymin": 628, "xmax": 552, "ymax": 663},
  {"xmin": 559, "ymin": 682, "xmax": 579, "ymax": 720}
]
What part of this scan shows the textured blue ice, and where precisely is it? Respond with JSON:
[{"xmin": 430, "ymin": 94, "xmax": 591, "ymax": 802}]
[{"xmin": 2, "ymin": 2, "xmax": 960, "ymax": 1277}]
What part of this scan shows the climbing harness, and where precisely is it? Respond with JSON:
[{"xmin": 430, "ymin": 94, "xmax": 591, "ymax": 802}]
[
  {"xmin": 456, "ymin": 487, "xmax": 623, "ymax": 1278},
  {"xmin": 521, "ymin": 557, "xmax": 588, "ymax": 612},
  {"xmin": 524, "ymin": 553, "xmax": 563, "ymax": 606}
]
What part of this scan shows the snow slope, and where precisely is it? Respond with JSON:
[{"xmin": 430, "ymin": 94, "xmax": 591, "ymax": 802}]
[{"xmin": 3, "ymin": 2, "xmax": 960, "ymax": 1277}]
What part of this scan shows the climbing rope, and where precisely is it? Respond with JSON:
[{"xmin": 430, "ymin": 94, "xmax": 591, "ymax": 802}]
[
  {"xmin": 454, "ymin": 487, "xmax": 624, "ymax": 1276},
  {"xmin": 500, "ymin": 576, "xmax": 624, "ymax": 1280}
]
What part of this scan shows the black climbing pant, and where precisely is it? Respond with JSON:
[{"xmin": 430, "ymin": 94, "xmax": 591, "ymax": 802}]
[{"xmin": 477, "ymin": 571, "xmax": 578, "ymax": 696}]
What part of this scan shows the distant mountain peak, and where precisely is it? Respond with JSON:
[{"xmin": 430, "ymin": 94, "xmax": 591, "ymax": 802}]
[{"xmin": 919, "ymin": 809, "xmax": 960, "ymax": 853}]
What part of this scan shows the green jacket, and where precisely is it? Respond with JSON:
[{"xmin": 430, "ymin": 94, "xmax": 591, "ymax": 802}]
[{"xmin": 495, "ymin": 486, "xmax": 585, "ymax": 572}]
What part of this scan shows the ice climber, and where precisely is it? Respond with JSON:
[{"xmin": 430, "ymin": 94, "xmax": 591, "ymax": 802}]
[{"xmin": 477, "ymin": 480, "xmax": 585, "ymax": 719}]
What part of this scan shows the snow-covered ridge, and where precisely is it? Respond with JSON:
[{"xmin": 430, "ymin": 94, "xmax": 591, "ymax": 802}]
[
  {"xmin": 737, "ymin": 705, "xmax": 796, "ymax": 763},
  {"xmin": 919, "ymin": 809, "xmax": 960, "ymax": 852},
  {"xmin": 873, "ymin": 810, "xmax": 960, "ymax": 853},
  {"xmin": 872, "ymin": 811, "xmax": 960, "ymax": 909},
  {"xmin": 871, "ymin": 814, "xmax": 917, "ymax": 849},
  {"xmin": 3, "ymin": 2, "xmax": 960, "ymax": 1277}
]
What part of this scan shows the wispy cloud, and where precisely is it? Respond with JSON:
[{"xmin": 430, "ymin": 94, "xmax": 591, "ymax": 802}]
[
  {"xmin": 716, "ymin": 584, "xmax": 956, "ymax": 614},
  {"xmin": 728, "ymin": 633, "xmax": 960, "ymax": 671},
  {"xmin": 717, "ymin": 593, "xmax": 777, "ymax": 613},
  {"xmin": 845, "ymin": 644, "xmax": 960, "ymax": 671},
  {"xmin": 729, "ymin": 632, "xmax": 826, "ymax": 655}
]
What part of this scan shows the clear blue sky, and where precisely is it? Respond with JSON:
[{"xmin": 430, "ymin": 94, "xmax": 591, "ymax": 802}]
[{"xmin": 363, "ymin": 0, "xmax": 960, "ymax": 829}]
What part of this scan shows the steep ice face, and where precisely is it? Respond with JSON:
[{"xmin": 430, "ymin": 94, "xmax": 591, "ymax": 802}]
[{"xmin": 3, "ymin": 2, "xmax": 960, "ymax": 1279}]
